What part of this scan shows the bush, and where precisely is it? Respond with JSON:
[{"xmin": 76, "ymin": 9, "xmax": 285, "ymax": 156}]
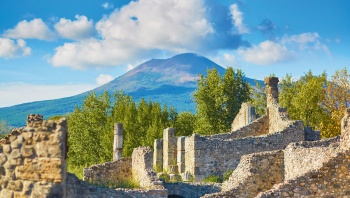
[{"xmin": 201, "ymin": 175, "xmax": 222, "ymax": 183}]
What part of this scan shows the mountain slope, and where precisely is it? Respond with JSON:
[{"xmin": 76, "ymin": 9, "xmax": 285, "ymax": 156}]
[{"xmin": 0, "ymin": 53, "xmax": 259, "ymax": 126}]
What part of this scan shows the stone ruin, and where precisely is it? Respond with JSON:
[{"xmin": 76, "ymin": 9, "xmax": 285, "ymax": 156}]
[{"xmin": 0, "ymin": 77, "xmax": 349, "ymax": 198}]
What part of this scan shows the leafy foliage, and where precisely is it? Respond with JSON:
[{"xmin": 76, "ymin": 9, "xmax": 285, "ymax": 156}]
[
  {"xmin": 249, "ymin": 80, "xmax": 267, "ymax": 116},
  {"xmin": 67, "ymin": 91, "xmax": 182, "ymax": 172},
  {"xmin": 193, "ymin": 68, "xmax": 250, "ymax": 134}
]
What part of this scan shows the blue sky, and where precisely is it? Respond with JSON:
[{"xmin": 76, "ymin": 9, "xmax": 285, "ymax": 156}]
[{"xmin": 0, "ymin": 0, "xmax": 349, "ymax": 107}]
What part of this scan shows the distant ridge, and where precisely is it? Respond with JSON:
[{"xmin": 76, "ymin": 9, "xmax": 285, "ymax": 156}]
[{"xmin": 0, "ymin": 53, "xmax": 260, "ymax": 126}]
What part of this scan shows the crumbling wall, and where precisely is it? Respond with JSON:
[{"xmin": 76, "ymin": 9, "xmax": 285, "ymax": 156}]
[
  {"xmin": 283, "ymin": 137, "xmax": 339, "ymax": 181},
  {"xmin": 67, "ymin": 173, "xmax": 167, "ymax": 198},
  {"xmin": 185, "ymin": 121, "xmax": 304, "ymax": 181},
  {"xmin": 210, "ymin": 115, "xmax": 269, "ymax": 140},
  {"xmin": 256, "ymin": 108, "xmax": 350, "ymax": 197},
  {"xmin": 132, "ymin": 146, "xmax": 165, "ymax": 191},
  {"xmin": 257, "ymin": 151, "xmax": 350, "ymax": 198},
  {"xmin": 83, "ymin": 158, "xmax": 132, "ymax": 185},
  {"xmin": 204, "ymin": 150, "xmax": 284, "ymax": 198},
  {"xmin": 0, "ymin": 114, "xmax": 67, "ymax": 198},
  {"xmin": 231, "ymin": 102, "xmax": 258, "ymax": 131}
]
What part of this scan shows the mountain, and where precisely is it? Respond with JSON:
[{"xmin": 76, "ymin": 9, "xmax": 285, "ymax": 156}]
[{"xmin": 0, "ymin": 53, "xmax": 259, "ymax": 127}]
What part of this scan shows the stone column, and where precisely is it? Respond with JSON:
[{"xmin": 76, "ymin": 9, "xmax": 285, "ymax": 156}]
[
  {"xmin": 163, "ymin": 128, "xmax": 177, "ymax": 172},
  {"xmin": 153, "ymin": 139, "xmax": 163, "ymax": 172},
  {"xmin": 264, "ymin": 77, "xmax": 279, "ymax": 107},
  {"xmin": 113, "ymin": 123, "xmax": 123, "ymax": 161}
]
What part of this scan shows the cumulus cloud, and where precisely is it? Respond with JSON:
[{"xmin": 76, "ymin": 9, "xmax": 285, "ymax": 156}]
[
  {"xmin": 96, "ymin": 74, "xmax": 114, "ymax": 85},
  {"xmin": 50, "ymin": 0, "xmax": 216, "ymax": 69},
  {"xmin": 238, "ymin": 32, "xmax": 330, "ymax": 65},
  {"xmin": 281, "ymin": 32, "xmax": 330, "ymax": 54},
  {"xmin": 0, "ymin": 38, "xmax": 31, "ymax": 59},
  {"xmin": 54, "ymin": 15, "xmax": 94, "ymax": 40},
  {"xmin": 0, "ymin": 82, "xmax": 95, "ymax": 108},
  {"xmin": 102, "ymin": 2, "xmax": 114, "ymax": 10},
  {"xmin": 229, "ymin": 4, "xmax": 249, "ymax": 34},
  {"xmin": 238, "ymin": 40, "xmax": 294, "ymax": 65},
  {"xmin": 3, "ymin": 18, "xmax": 55, "ymax": 40}
]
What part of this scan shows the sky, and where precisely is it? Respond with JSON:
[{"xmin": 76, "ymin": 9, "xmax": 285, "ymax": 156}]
[{"xmin": 0, "ymin": 0, "xmax": 349, "ymax": 107}]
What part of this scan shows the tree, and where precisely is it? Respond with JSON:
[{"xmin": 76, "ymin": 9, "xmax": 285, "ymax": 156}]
[
  {"xmin": 193, "ymin": 68, "xmax": 250, "ymax": 134},
  {"xmin": 174, "ymin": 111, "xmax": 195, "ymax": 136},
  {"xmin": 321, "ymin": 67, "xmax": 350, "ymax": 137},
  {"xmin": 249, "ymin": 80, "xmax": 266, "ymax": 116},
  {"xmin": 68, "ymin": 91, "xmax": 110, "ymax": 166},
  {"xmin": 279, "ymin": 71, "xmax": 327, "ymax": 129}
]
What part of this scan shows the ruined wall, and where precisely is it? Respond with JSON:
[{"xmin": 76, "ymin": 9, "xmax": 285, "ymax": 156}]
[
  {"xmin": 257, "ymin": 151, "xmax": 350, "ymax": 198},
  {"xmin": 256, "ymin": 108, "xmax": 350, "ymax": 197},
  {"xmin": 204, "ymin": 150, "xmax": 284, "ymax": 198},
  {"xmin": 67, "ymin": 173, "xmax": 167, "ymax": 198},
  {"xmin": 132, "ymin": 146, "xmax": 165, "ymax": 191},
  {"xmin": 83, "ymin": 158, "xmax": 132, "ymax": 185},
  {"xmin": 0, "ymin": 114, "xmax": 67, "ymax": 198},
  {"xmin": 231, "ymin": 102, "xmax": 258, "ymax": 131},
  {"xmin": 283, "ymin": 137, "xmax": 339, "ymax": 181},
  {"xmin": 211, "ymin": 115, "xmax": 269, "ymax": 140},
  {"xmin": 185, "ymin": 121, "xmax": 304, "ymax": 181}
]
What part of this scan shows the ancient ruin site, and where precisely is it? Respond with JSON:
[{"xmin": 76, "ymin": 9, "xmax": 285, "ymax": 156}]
[{"xmin": 1, "ymin": 77, "xmax": 349, "ymax": 198}]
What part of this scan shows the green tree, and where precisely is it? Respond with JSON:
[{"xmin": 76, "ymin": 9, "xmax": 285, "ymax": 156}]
[
  {"xmin": 279, "ymin": 71, "xmax": 327, "ymax": 129},
  {"xmin": 249, "ymin": 80, "xmax": 267, "ymax": 116},
  {"xmin": 174, "ymin": 111, "xmax": 195, "ymax": 136},
  {"xmin": 68, "ymin": 91, "xmax": 110, "ymax": 167},
  {"xmin": 194, "ymin": 68, "xmax": 250, "ymax": 134}
]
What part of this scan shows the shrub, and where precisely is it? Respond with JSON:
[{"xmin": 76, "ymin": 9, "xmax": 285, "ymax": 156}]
[{"xmin": 201, "ymin": 175, "xmax": 222, "ymax": 183}]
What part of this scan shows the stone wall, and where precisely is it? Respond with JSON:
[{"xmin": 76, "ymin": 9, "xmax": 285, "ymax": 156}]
[
  {"xmin": 204, "ymin": 150, "xmax": 284, "ymax": 198},
  {"xmin": 132, "ymin": 146, "xmax": 165, "ymax": 190},
  {"xmin": 83, "ymin": 158, "xmax": 132, "ymax": 185},
  {"xmin": 0, "ymin": 114, "xmax": 67, "ymax": 198},
  {"xmin": 231, "ymin": 102, "xmax": 258, "ymax": 131},
  {"xmin": 256, "ymin": 108, "xmax": 350, "ymax": 197},
  {"xmin": 257, "ymin": 150, "xmax": 350, "ymax": 198},
  {"xmin": 210, "ymin": 115, "xmax": 269, "ymax": 140},
  {"xmin": 67, "ymin": 173, "xmax": 167, "ymax": 198},
  {"xmin": 283, "ymin": 137, "xmax": 340, "ymax": 181},
  {"xmin": 185, "ymin": 120, "xmax": 304, "ymax": 181}
]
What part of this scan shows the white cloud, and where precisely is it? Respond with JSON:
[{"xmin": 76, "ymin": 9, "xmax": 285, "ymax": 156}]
[
  {"xmin": 0, "ymin": 38, "xmax": 31, "ymax": 58},
  {"xmin": 210, "ymin": 51, "xmax": 239, "ymax": 68},
  {"xmin": 50, "ymin": 0, "xmax": 213, "ymax": 69},
  {"xmin": 238, "ymin": 40, "xmax": 294, "ymax": 65},
  {"xmin": 281, "ymin": 32, "xmax": 330, "ymax": 55},
  {"xmin": 96, "ymin": 74, "xmax": 114, "ymax": 85},
  {"xmin": 229, "ymin": 4, "xmax": 249, "ymax": 34},
  {"xmin": 102, "ymin": 2, "xmax": 114, "ymax": 10},
  {"xmin": 54, "ymin": 15, "xmax": 94, "ymax": 40},
  {"xmin": 3, "ymin": 18, "xmax": 55, "ymax": 40},
  {"xmin": 0, "ymin": 82, "xmax": 95, "ymax": 108},
  {"xmin": 238, "ymin": 32, "xmax": 330, "ymax": 65}
]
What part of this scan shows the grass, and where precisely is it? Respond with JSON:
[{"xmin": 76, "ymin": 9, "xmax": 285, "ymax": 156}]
[
  {"xmin": 67, "ymin": 164, "xmax": 85, "ymax": 180},
  {"xmin": 201, "ymin": 175, "xmax": 223, "ymax": 183},
  {"xmin": 92, "ymin": 179, "xmax": 139, "ymax": 189}
]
